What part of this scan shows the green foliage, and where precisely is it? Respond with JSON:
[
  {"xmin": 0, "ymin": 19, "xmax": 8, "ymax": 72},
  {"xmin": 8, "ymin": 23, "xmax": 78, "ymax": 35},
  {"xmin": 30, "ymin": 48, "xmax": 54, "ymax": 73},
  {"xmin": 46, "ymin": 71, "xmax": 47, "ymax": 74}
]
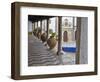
[
  {"xmin": 28, "ymin": 32, "xmax": 32, "ymax": 35},
  {"xmin": 51, "ymin": 32, "xmax": 56, "ymax": 37},
  {"xmin": 49, "ymin": 29, "xmax": 53, "ymax": 34}
]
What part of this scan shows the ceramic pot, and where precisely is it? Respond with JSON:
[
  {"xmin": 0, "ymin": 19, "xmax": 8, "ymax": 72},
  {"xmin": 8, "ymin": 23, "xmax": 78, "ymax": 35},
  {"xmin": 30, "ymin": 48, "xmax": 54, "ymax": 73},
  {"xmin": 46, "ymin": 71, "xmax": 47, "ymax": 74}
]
[
  {"xmin": 47, "ymin": 36, "xmax": 57, "ymax": 49},
  {"xmin": 41, "ymin": 33, "xmax": 47, "ymax": 42}
]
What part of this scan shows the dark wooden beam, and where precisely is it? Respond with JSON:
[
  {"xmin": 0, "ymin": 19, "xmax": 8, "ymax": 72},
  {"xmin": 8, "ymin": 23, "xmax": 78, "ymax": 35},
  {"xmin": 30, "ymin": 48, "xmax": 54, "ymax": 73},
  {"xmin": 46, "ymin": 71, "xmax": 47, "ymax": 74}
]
[{"xmin": 28, "ymin": 15, "xmax": 55, "ymax": 23}]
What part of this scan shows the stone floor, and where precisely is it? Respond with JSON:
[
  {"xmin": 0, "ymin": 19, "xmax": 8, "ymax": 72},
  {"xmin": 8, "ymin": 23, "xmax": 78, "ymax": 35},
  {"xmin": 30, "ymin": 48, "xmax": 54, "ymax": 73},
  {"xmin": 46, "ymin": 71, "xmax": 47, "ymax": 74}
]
[
  {"xmin": 61, "ymin": 52, "xmax": 75, "ymax": 65},
  {"xmin": 61, "ymin": 42, "xmax": 76, "ymax": 65},
  {"xmin": 28, "ymin": 35, "xmax": 61, "ymax": 66},
  {"xmin": 28, "ymin": 35, "xmax": 76, "ymax": 66}
]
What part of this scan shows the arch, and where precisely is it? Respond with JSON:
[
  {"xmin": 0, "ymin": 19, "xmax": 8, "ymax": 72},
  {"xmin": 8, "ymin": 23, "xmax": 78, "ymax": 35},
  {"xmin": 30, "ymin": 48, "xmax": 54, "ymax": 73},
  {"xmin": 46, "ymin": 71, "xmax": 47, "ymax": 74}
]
[{"xmin": 63, "ymin": 31, "xmax": 68, "ymax": 42}]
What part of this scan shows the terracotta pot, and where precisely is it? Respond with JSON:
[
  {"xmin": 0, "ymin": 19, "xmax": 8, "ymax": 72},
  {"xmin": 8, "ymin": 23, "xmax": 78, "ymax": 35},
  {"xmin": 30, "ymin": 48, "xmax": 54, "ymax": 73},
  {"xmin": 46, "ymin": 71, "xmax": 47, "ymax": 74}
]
[
  {"xmin": 37, "ymin": 32, "xmax": 41, "ymax": 39},
  {"xmin": 47, "ymin": 36, "xmax": 57, "ymax": 49},
  {"xmin": 41, "ymin": 33, "xmax": 47, "ymax": 42}
]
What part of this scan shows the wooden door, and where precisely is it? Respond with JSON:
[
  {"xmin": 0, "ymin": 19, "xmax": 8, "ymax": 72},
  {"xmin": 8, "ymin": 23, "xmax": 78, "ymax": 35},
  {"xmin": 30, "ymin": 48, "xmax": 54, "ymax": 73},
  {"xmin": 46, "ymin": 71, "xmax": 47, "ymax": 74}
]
[{"xmin": 63, "ymin": 31, "xmax": 68, "ymax": 42}]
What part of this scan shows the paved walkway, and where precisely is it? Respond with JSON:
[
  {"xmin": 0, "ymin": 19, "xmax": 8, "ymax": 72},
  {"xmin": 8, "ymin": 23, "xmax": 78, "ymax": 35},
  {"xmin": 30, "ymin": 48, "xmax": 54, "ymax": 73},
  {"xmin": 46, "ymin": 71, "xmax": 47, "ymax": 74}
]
[{"xmin": 28, "ymin": 35, "xmax": 61, "ymax": 66}]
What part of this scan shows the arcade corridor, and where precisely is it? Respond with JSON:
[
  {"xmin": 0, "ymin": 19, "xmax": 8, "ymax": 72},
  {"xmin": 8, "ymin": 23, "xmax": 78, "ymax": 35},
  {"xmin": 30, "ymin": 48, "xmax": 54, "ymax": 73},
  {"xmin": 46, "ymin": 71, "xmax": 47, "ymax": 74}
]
[{"xmin": 28, "ymin": 15, "xmax": 88, "ymax": 66}]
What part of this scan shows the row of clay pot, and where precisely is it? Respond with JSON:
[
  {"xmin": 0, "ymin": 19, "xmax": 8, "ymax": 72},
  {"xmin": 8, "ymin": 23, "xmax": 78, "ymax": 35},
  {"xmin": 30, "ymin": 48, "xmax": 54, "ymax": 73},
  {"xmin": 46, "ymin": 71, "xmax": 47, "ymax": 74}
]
[{"xmin": 33, "ymin": 31, "xmax": 57, "ymax": 50}]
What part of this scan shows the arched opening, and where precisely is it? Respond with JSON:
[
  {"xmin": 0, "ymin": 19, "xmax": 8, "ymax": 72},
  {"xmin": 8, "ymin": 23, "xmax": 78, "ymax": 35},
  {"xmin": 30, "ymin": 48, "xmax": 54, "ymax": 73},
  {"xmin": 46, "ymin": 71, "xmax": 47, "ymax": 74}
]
[{"xmin": 63, "ymin": 31, "xmax": 68, "ymax": 42}]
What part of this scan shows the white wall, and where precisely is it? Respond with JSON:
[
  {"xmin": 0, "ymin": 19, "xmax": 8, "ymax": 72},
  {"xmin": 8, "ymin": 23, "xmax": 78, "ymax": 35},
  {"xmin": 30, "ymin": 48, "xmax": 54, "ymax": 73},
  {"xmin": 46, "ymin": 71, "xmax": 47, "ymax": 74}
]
[
  {"xmin": 28, "ymin": 21, "xmax": 33, "ymax": 32},
  {"xmin": 0, "ymin": 0, "xmax": 100, "ymax": 82},
  {"xmin": 49, "ymin": 18, "xmax": 56, "ymax": 32}
]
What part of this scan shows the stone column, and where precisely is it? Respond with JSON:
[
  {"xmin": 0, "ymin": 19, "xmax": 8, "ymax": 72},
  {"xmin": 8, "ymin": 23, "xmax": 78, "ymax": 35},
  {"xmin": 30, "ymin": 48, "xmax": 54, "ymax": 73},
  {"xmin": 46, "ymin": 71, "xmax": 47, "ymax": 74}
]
[
  {"xmin": 40, "ymin": 20, "xmax": 42, "ymax": 33},
  {"xmin": 32, "ymin": 22, "xmax": 34, "ymax": 35},
  {"xmin": 80, "ymin": 18, "xmax": 88, "ymax": 64},
  {"xmin": 76, "ymin": 17, "xmax": 81, "ymax": 64},
  {"xmin": 57, "ymin": 16, "xmax": 62, "ymax": 55},
  {"xmin": 46, "ymin": 18, "xmax": 49, "ymax": 40}
]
